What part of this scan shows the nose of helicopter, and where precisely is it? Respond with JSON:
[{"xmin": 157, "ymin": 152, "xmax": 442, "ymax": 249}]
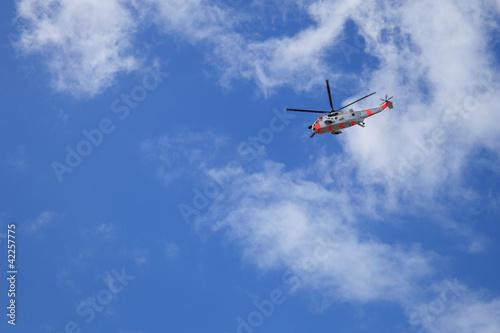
[{"xmin": 311, "ymin": 123, "xmax": 322, "ymax": 133}]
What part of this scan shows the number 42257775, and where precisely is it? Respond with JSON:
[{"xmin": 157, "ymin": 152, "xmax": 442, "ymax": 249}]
[{"xmin": 7, "ymin": 224, "xmax": 15, "ymax": 270}]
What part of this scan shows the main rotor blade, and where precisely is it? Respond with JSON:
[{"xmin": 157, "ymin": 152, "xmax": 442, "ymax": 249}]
[
  {"xmin": 286, "ymin": 108, "xmax": 330, "ymax": 114},
  {"xmin": 326, "ymin": 80, "xmax": 334, "ymax": 111},
  {"xmin": 337, "ymin": 92, "xmax": 377, "ymax": 111}
]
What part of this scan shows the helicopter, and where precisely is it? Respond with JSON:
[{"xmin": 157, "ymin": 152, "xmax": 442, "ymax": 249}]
[{"xmin": 287, "ymin": 80, "xmax": 393, "ymax": 138}]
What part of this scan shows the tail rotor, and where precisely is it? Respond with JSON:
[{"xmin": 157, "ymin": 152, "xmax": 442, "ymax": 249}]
[{"xmin": 380, "ymin": 94, "xmax": 394, "ymax": 109}]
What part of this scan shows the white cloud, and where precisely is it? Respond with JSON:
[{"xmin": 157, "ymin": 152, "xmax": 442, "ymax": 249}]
[
  {"xmin": 49, "ymin": 108, "xmax": 69, "ymax": 133},
  {"xmin": 164, "ymin": 242, "xmax": 179, "ymax": 259},
  {"xmin": 27, "ymin": 210, "xmax": 59, "ymax": 233},
  {"xmin": 15, "ymin": 0, "xmax": 141, "ymax": 97},
  {"xmin": 204, "ymin": 161, "xmax": 434, "ymax": 303},
  {"xmin": 69, "ymin": 248, "xmax": 97, "ymax": 269},
  {"xmin": 408, "ymin": 281, "xmax": 500, "ymax": 333},
  {"xmin": 342, "ymin": 0, "xmax": 500, "ymax": 197},
  {"xmin": 7, "ymin": 145, "xmax": 28, "ymax": 169},
  {"xmin": 435, "ymin": 217, "xmax": 489, "ymax": 254},
  {"xmin": 56, "ymin": 269, "xmax": 82, "ymax": 294},
  {"xmin": 141, "ymin": 131, "xmax": 229, "ymax": 185},
  {"xmin": 142, "ymin": 0, "xmax": 234, "ymax": 42},
  {"xmin": 95, "ymin": 223, "xmax": 118, "ymax": 240},
  {"xmin": 131, "ymin": 247, "xmax": 148, "ymax": 266},
  {"xmin": 119, "ymin": 246, "xmax": 149, "ymax": 266},
  {"xmin": 193, "ymin": 157, "xmax": 497, "ymax": 329},
  {"xmin": 428, "ymin": 297, "xmax": 500, "ymax": 333}
]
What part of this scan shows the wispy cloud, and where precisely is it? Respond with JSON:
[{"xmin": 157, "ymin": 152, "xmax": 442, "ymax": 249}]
[
  {"xmin": 119, "ymin": 246, "xmax": 149, "ymax": 267},
  {"xmin": 7, "ymin": 145, "xmax": 29, "ymax": 169},
  {"xmin": 15, "ymin": 0, "xmax": 142, "ymax": 97},
  {"xmin": 436, "ymin": 217, "xmax": 490, "ymax": 254},
  {"xmin": 426, "ymin": 295, "xmax": 500, "ymax": 333},
  {"xmin": 56, "ymin": 269, "xmax": 82, "ymax": 295},
  {"xmin": 196, "ymin": 157, "xmax": 498, "ymax": 331},
  {"xmin": 69, "ymin": 247, "xmax": 97, "ymax": 269},
  {"xmin": 49, "ymin": 108, "xmax": 69, "ymax": 133},
  {"xmin": 340, "ymin": 0, "xmax": 500, "ymax": 198},
  {"xmin": 141, "ymin": 0, "xmax": 236, "ymax": 42},
  {"xmin": 141, "ymin": 131, "xmax": 229, "ymax": 185},
  {"xmin": 203, "ymin": 161, "xmax": 434, "ymax": 303},
  {"xmin": 408, "ymin": 280, "xmax": 500, "ymax": 333},
  {"xmin": 95, "ymin": 223, "xmax": 118, "ymax": 240},
  {"xmin": 27, "ymin": 210, "xmax": 59, "ymax": 233},
  {"xmin": 164, "ymin": 242, "xmax": 179, "ymax": 259}
]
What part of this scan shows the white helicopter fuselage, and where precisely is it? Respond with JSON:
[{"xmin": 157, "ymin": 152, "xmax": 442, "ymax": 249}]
[
  {"xmin": 286, "ymin": 79, "xmax": 394, "ymax": 138},
  {"xmin": 311, "ymin": 102, "xmax": 393, "ymax": 135}
]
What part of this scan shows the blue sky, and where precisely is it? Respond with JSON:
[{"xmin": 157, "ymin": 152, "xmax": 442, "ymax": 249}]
[{"xmin": 1, "ymin": 0, "xmax": 500, "ymax": 332}]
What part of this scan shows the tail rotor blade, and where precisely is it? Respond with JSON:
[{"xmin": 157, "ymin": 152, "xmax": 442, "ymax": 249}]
[
  {"xmin": 380, "ymin": 95, "xmax": 394, "ymax": 106},
  {"xmin": 380, "ymin": 95, "xmax": 390, "ymax": 102}
]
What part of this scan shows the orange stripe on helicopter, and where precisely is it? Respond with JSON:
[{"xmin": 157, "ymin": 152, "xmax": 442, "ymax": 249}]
[
  {"xmin": 366, "ymin": 109, "xmax": 373, "ymax": 116},
  {"xmin": 350, "ymin": 121, "xmax": 356, "ymax": 126},
  {"xmin": 313, "ymin": 123, "xmax": 322, "ymax": 134},
  {"xmin": 339, "ymin": 123, "xmax": 345, "ymax": 129}
]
